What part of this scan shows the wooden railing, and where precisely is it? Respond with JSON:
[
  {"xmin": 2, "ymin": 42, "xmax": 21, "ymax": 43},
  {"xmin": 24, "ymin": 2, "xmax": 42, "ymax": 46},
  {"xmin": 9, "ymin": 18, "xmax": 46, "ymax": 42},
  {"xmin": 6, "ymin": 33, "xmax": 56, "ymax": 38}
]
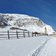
[
  {"xmin": 0, "ymin": 30, "xmax": 48, "ymax": 40},
  {"xmin": 0, "ymin": 30, "xmax": 31, "ymax": 39}
]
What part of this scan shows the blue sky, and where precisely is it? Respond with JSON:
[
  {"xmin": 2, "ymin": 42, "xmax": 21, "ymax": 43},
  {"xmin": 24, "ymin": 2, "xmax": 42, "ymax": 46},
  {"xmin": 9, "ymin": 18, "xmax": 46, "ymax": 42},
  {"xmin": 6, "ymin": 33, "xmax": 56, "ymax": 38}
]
[{"xmin": 0, "ymin": 0, "xmax": 56, "ymax": 29}]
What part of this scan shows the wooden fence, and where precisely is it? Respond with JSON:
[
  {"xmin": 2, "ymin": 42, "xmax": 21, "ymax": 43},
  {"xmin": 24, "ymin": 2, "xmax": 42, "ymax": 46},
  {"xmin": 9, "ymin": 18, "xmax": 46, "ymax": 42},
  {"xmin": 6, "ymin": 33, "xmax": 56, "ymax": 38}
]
[
  {"xmin": 0, "ymin": 30, "xmax": 32, "ymax": 39},
  {"xmin": 0, "ymin": 30, "xmax": 48, "ymax": 40}
]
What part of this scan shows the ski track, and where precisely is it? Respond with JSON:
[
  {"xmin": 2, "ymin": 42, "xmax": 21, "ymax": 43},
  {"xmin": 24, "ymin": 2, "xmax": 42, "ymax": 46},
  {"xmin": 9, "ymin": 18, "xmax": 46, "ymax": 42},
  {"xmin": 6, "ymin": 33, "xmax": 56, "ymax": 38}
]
[{"xmin": 32, "ymin": 38, "xmax": 50, "ymax": 56}]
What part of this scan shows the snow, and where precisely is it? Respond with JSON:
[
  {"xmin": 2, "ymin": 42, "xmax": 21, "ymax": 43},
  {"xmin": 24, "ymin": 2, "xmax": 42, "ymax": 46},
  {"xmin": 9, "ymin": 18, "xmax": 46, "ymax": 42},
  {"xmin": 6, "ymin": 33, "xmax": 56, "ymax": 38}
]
[
  {"xmin": 37, "ymin": 37, "xmax": 56, "ymax": 56},
  {"xmin": 20, "ymin": 25, "xmax": 42, "ymax": 32},
  {"xmin": 0, "ymin": 13, "xmax": 55, "ymax": 56},
  {"xmin": 30, "ymin": 37, "xmax": 56, "ymax": 56},
  {"xmin": 0, "ymin": 36, "xmax": 49, "ymax": 56},
  {"xmin": 20, "ymin": 24, "xmax": 55, "ymax": 35},
  {"xmin": 42, "ymin": 25, "xmax": 55, "ymax": 34},
  {"xmin": 0, "ymin": 13, "xmax": 55, "ymax": 35}
]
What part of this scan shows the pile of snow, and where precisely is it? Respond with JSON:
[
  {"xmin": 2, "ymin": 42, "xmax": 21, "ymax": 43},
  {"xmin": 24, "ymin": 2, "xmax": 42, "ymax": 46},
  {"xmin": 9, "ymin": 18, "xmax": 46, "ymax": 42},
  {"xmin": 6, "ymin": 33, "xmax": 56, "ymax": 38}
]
[
  {"xmin": 0, "ymin": 13, "xmax": 55, "ymax": 34},
  {"xmin": 0, "ymin": 36, "xmax": 50, "ymax": 56}
]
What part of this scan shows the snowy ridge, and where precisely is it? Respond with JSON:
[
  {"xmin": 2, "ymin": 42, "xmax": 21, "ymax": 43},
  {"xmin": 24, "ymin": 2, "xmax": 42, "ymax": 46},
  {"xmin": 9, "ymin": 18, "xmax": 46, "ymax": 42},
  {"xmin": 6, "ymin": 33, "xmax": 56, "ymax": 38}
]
[{"xmin": 0, "ymin": 13, "xmax": 44, "ymax": 27}]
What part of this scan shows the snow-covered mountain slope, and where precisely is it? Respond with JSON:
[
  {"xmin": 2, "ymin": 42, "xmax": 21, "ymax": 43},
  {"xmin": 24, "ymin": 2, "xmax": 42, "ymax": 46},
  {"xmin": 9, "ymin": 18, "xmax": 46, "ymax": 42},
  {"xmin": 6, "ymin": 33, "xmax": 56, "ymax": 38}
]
[
  {"xmin": 0, "ymin": 13, "xmax": 45, "ymax": 27},
  {"xmin": 0, "ymin": 13, "xmax": 55, "ymax": 34}
]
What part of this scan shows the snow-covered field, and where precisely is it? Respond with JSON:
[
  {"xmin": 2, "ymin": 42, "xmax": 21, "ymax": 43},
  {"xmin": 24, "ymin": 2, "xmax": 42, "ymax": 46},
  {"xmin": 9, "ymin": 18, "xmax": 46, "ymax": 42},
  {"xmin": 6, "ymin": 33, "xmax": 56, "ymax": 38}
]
[
  {"xmin": 0, "ymin": 36, "xmax": 50, "ymax": 56},
  {"xmin": 0, "ymin": 31, "xmax": 56, "ymax": 56},
  {"xmin": 29, "ymin": 36, "xmax": 56, "ymax": 56},
  {"xmin": 37, "ymin": 37, "xmax": 56, "ymax": 56}
]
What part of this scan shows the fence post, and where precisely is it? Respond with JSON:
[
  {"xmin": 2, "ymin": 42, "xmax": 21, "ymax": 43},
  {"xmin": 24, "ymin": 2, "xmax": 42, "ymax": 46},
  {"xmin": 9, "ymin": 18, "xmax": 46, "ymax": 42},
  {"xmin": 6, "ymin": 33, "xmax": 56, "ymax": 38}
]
[
  {"xmin": 23, "ymin": 30, "xmax": 25, "ymax": 38},
  {"xmin": 8, "ymin": 30, "xmax": 10, "ymax": 39},
  {"xmin": 16, "ymin": 30, "xmax": 18, "ymax": 39},
  {"xmin": 28, "ymin": 31, "xmax": 30, "ymax": 37},
  {"xmin": 32, "ymin": 32, "xmax": 33, "ymax": 37}
]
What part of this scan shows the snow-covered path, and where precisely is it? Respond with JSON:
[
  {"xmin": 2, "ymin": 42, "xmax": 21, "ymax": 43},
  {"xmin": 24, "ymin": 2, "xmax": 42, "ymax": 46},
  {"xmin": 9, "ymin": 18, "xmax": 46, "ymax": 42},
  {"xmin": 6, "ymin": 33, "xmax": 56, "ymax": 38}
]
[
  {"xmin": 31, "ymin": 36, "xmax": 56, "ymax": 56},
  {"xmin": 37, "ymin": 37, "xmax": 56, "ymax": 56},
  {"xmin": 0, "ymin": 36, "xmax": 49, "ymax": 56},
  {"xmin": 31, "ymin": 38, "xmax": 49, "ymax": 56}
]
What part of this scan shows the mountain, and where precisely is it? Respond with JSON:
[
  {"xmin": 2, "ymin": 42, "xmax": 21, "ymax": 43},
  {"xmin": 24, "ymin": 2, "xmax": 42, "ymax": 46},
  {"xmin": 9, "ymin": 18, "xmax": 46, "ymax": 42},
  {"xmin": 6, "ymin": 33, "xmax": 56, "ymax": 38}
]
[{"xmin": 0, "ymin": 13, "xmax": 55, "ymax": 34}]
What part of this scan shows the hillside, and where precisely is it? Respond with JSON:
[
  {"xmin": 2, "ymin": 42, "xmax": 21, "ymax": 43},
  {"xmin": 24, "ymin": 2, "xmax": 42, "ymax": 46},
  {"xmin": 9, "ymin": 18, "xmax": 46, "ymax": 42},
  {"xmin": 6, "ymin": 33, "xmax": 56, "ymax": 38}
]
[{"xmin": 0, "ymin": 13, "xmax": 55, "ymax": 34}]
